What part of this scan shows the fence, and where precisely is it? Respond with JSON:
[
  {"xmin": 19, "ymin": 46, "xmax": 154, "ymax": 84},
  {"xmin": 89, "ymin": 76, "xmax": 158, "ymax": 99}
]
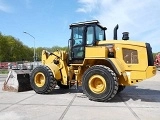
[{"xmin": 0, "ymin": 61, "xmax": 41, "ymax": 70}]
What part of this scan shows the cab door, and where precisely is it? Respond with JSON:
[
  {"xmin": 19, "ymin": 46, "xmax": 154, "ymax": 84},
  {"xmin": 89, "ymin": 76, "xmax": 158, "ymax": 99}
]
[
  {"xmin": 69, "ymin": 25, "xmax": 96, "ymax": 64},
  {"xmin": 70, "ymin": 26, "xmax": 85, "ymax": 63}
]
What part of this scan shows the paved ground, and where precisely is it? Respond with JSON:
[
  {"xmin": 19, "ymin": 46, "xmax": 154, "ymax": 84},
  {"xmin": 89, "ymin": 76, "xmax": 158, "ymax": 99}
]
[{"xmin": 0, "ymin": 71, "xmax": 160, "ymax": 120}]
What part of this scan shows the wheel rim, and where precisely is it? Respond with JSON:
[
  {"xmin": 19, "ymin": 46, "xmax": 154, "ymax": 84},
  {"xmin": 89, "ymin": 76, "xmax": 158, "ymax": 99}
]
[
  {"xmin": 88, "ymin": 75, "xmax": 106, "ymax": 94},
  {"xmin": 34, "ymin": 72, "xmax": 46, "ymax": 87}
]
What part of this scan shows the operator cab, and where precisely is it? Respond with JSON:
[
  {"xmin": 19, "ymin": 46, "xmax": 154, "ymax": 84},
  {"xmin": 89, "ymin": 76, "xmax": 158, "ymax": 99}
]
[{"xmin": 68, "ymin": 20, "xmax": 107, "ymax": 63}]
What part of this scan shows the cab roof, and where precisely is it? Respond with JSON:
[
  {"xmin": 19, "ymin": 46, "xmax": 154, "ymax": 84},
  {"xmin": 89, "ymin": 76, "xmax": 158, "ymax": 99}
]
[{"xmin": 69, "ymin": 20, "xmax": 107, "ymax": 30}]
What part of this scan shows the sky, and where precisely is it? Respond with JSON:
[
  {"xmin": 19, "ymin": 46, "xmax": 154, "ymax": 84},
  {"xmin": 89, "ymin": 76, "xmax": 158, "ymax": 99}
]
[{"xmin": 0, "ymin": 0, "xmax": 160, "ymax": 52}]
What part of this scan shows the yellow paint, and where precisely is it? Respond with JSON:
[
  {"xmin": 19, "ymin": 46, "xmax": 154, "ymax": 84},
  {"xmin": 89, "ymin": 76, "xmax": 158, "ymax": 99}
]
[
  {"xmin": 119, "ymin": 66, "xmax": 156, "ymax": 85},
  {"xmin": 108, "ymin": 58, "xmax": 125, "ymax": 75},
  {"xmin": 34, "ymin": 72, "xmax": 45, "ymax": 87},
  {"xmin": 46, "ymin": 63, "xmax": 61, "ymax": 80},
  {"xmin": 58, "ymin": 60, "xmax": 68, "ymax": 85},
  {"xmin": 146, "ymin": 66, "xmax": 156, "ymax": 79},
  {"xmin": 88, "ymin": 75, "xmax": 106, "ymax": 94},
  {"xmin": 130, "ymin": 71, "xmax": 146, "ymax": 79},
  {"xmin": 42, "ymin": 50, "xmax": 68, "ymax": 84},
  {"xmin": 97, "ymin": 40, "xmax": 146, "ymax": 47},
  {"xmin": 85, "ymin": 46, "xmax": 108, "ymax": 58},
  {"xmin": 40, "ymin": 39, "xmax": 156, "ymax": 88},
  {"xmin": 115, "ymin": 44, "xmax": 148, "ymax": 71}
]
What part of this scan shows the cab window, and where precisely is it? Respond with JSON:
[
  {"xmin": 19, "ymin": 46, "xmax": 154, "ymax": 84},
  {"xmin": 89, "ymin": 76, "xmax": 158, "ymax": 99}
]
[
  {"xmin": 72, "ymin": 27, "xmax": 83, "ymax": 46},
  {"xmin": 86, "ymin": 26, "xmax": 94, "ymax": 45},
  {"xmin": 95, "ymin": 26, "xmax": 105, "ymax": 41}
]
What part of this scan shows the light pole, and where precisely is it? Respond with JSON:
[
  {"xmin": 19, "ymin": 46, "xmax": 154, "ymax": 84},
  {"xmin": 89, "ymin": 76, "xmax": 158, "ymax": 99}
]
[{"xmin": 23, "ymin": 32, "xmax": 36, "ymax": 66}]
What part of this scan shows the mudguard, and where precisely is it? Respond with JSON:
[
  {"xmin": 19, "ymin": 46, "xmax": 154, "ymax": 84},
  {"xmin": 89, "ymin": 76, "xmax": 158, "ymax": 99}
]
[
  {"xmin": 106, "ymin": 58, "xmax": 124, "ymax": 75},
  {"xmin": 45, "ymin": 63, "xmax": 62, "ymax": 80}
]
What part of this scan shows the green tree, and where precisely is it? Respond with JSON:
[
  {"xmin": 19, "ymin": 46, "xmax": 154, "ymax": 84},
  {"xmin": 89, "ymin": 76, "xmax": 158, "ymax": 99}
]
[
  {"xmin": 0, "ymin": 33, "xmax": 34, "ymax": 62},
  {"xmin": 0, "ymin": 34, "xmax": 10, "ymax": 61}
]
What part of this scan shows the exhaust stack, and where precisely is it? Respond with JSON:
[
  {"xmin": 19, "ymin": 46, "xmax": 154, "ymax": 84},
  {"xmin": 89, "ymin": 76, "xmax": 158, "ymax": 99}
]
[{"xmin": 113, "ymin": 24, "xmax": 119, "ymax": 40}]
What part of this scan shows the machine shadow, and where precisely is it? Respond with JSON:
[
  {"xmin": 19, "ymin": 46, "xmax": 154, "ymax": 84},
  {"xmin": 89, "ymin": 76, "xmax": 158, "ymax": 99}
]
[
  {"xmin": 49, "ymin": 86, "xmax": 83, "ymax": 94},
  {"xmin": 48, "ymin": 85, "xmax": 160, "ymax": 103},
  {"xmin": 109, "ymin": 86, "xmax": 160, "ymax": 103}
]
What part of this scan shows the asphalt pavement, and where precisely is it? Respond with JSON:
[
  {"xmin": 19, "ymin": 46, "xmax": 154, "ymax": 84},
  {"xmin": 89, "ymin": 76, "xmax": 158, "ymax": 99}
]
[{"xmin": 0, "ymin": 71, "xmax": 160, "ymax": 120}]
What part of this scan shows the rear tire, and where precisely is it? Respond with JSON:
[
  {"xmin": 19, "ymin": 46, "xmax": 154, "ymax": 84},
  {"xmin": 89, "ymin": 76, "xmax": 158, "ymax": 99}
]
[
  {"xmin": 30, "ymin": 65, "xmax": 57, "ymax": 94},
  {"xmin": 82, "ymin": 65, "xmax": 118, "ymax": 102}
]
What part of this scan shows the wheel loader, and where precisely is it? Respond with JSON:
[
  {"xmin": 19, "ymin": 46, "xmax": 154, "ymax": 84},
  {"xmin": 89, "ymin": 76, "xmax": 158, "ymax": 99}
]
[{"xmin": 3, "ymin": 20, "xmax": 156, "ymax": 102}]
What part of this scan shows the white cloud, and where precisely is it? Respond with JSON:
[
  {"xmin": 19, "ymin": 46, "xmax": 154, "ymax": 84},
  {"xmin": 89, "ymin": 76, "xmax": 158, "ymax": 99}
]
[
  {"xmin": 77, "ymin": 0, "xmax": 160, "ymax": 52},
  {"xmin": 77, "ymin": 0, "xmax": 99, "ymax": 13},
  {"xmin": 76, "ymin": 8, "xmax": 87, "ymax": 13},
  {"xmin": 0, "ymin": 0, "xmax": 12, "ymax": 13}
]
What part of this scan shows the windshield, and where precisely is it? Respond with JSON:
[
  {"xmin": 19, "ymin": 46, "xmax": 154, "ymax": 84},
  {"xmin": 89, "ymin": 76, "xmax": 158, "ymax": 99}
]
[{"xmin": 95, "ymin": 26, "xmax": 105, "ymax": 41}]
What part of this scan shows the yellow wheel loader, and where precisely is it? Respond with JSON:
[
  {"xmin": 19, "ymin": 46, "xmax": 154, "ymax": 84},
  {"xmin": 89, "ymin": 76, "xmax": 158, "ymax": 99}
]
[{"xmin": 3, "ymin": 20, "xmax": 156, "ymax": 102}]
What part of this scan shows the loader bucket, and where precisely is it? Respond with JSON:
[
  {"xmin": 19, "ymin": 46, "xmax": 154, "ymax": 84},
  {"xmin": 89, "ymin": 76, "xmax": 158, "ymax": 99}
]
[{"xmin": 2, "ymin": 69, "xmax": 32, "ymax": 92}]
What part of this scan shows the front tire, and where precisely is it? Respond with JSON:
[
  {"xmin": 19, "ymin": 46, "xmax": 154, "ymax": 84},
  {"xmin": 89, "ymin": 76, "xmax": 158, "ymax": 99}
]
[
  {"xmin": 82, "ymin": 65, "xmax": 118, "ymax": 102},
  {"xmin": 30, "ymin": 65, "xmax": 57, "ymax": 94}
]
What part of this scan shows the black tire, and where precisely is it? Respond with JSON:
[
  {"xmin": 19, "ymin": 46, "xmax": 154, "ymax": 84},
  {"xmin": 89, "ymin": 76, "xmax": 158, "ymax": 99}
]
[
  {"xmin": 117, "ymin": 85, "xmax": 126, "ymax": 93},
  {"xmin": 82, "ymin": 65, "xmax": 118, "ymax": 102},
  {"xmin": 30, "ymin": 65, "xmax": 57, "ymax": 94}
]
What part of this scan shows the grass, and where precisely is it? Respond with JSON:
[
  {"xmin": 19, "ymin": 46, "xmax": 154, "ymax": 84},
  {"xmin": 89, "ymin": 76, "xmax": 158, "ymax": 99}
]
[{"xmin": 0, "ymin": 69, "xmax": 9, "ymax": 74}]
